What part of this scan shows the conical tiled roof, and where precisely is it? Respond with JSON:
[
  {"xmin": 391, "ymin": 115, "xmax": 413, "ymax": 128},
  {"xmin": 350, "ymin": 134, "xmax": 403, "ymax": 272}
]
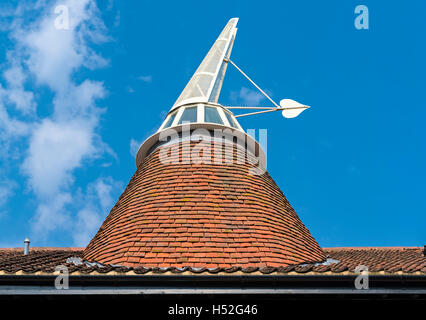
[
  {"xmin": 83, "ymin": 18, "xmax": 325, "ymax": 269},
  {"xmin": 83, "ymin": 141, "xmax": 326, "ymax": 268}
]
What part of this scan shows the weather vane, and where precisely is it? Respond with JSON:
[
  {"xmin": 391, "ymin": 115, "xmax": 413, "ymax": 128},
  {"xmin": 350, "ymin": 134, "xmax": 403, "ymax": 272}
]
[{"xmin": 136, "ymin": 18, "xmax": 311, "ymax": 165}]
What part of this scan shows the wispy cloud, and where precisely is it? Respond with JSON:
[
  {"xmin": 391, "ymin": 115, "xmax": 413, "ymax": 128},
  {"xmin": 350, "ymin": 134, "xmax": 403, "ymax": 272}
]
[
  {"xmin": 138, "ymin": 75, "xmax": 152, "ymax": 83},
  {"xmin": 129, "ymin": 138, "xmax": 141, "ymax": 158},
  {"xmin": 1, "ymin": 59, "xmax": 35, "ymax": 115},
  {"xmin": 230, "ymin": 87, "xmax": 265, "ymax": 107},
  {"xmin": 73, "ymin": 177, "xmax": 122, "ymax": 246},
  {"xmin": 0, "ymin": 0, "xmax": 120, "ymax": 244},
  {"xmin": 113, "ymin": 10, "xmax": 120, "ymax": 27},
  {"xmin": 0, "ymin": 187, "xmax": 11, "ymax": 208},
  {"xmin": 0, "ymin": 179, "xmax": 17, "ymax": 211},
  {"xmin": 32, "ymin": 192, "xmax": 73, "ymax": 236},
  {"xmin": 22, "ymin": 119, "xmax": 97, "ymax": 198}
]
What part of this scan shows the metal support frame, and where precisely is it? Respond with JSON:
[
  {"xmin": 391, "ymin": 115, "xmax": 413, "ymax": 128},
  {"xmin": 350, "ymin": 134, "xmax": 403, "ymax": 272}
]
[
  {"xmin": 231, "ymin": 106, "xmax": 309, "ymax": 118},
  {"xmin": 223, "ymin": 57, "xmax": 308, "ymax": 118},
  {"xmin": 224, "ymin": 57, "xmax": 281, "ymax": 109}
]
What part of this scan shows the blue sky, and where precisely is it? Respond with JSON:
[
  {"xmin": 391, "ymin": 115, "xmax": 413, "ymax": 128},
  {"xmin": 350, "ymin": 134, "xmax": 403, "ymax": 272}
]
[{"xmin": 0, "ymin": 0, "xmax": 424, "ymax": 248}]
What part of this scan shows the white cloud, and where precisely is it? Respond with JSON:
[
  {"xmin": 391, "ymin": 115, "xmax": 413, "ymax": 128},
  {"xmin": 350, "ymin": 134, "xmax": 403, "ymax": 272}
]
[
  {"xmin": 52, "ymin": 79, "xmax": 106, "ymax": 121},
  {"xmin": 113, "ymin": 10, "xmax": 120, "ymax": 27},
  {"xmin": 0, "ymin": 0, "xmax": 132, "ymax": 247},
  {"xmin": 93, "ymin": 177, "xmax": 120, "ymax": 212},
  {"xmin": 0, "ymin": 179, "xmax": 17, "ymax": 208},
  {"xmin": 0, "ymin": 0, "xmax": 119, "ymax": 242},
  {"xmin": 32, "ymin": 192, "xmax": 72, "ymax": 236},
  {"xmin": 0, "ymin": 56, "xmax": 34, "ymax": 158},
  {"xmin": 16, "ymin": 0, "xmax": 109, "ymax": 93},
  {"xmin": 0, "ymin": 97, "xmax": 31, "ymax": 160},
  {"xmin": 129, "ymin": 138, "xmax": 141, "ymax": 158},
  {"xmin": 73, "ymin": 206, "xmax": 102, "ymax": 246},
  {"xmin": 231, "ymin": 87, "xmax": 265, "ymax": 107},
  {"xmin": 2, "ymin": 62, "xmax": 36, "ymax": 114},
  {"xmin": 138, "ymin": 75, "xmax": 152, "ymax": 83},
  {"xmin": 0, "ymin": 100, "xmax": 30, "ymax": 137},
  {"xmin": 0, "ymin": 187, "xmax": 11, "ymax": 207},
  {"xmin": 72, "ymin": 177, "xmax": 121, "ymax": 246},
  {"xmin": 22, "ymin": 119, "xmax": 96, "ymax": 198}
]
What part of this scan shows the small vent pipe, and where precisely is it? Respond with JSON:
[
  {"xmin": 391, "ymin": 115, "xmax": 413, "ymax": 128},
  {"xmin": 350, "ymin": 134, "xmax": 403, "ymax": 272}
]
[{"xmin": 24, "ymin": 238, "xmax": 30, "ymax": 255}]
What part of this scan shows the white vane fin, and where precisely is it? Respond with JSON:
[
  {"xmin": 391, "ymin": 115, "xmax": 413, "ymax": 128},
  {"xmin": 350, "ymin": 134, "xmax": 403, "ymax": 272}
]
[
  {"xmin": 280, "ymin": 99, "xmax": 309, "ymax": 119},
  {"xmin": 172, "ymin": 18, "xmax": 239, "ymax": 111}
]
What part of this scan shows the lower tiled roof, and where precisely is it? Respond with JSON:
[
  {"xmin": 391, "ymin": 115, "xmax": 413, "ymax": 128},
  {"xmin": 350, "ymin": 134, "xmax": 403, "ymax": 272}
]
[{"xmin": 1, "ymin": 247, "xmax": 424, "ymax": 275}]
